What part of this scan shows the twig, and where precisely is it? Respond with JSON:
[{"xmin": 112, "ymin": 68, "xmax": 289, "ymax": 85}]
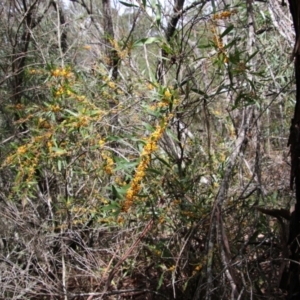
[{"xmin": 103, "ymin": 219, "xmax": 154, "ymax": 295}]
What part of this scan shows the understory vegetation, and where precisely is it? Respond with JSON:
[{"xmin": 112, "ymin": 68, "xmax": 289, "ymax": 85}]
[{"xmin": 0, "ymin": 0, "xmax": 297, "ymax": 299}]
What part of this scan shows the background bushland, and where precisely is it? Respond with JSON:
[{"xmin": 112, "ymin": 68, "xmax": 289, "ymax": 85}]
[{"xmin": 0, "ymin": 0, "xmax": 295, "ymax": 299}]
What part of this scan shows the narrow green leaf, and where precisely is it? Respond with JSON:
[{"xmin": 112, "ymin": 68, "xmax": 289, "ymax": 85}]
[
  {"xmin": 119, "ymin": 0, "xmax": 139, "ymax": 7},
  {"xmin": 198, "ymin": 43, "xmax": 211, "ymax": 49},
  {"xmin": 102, "ymin": 201, "xmax": 121, "ymax": 212},
  {"xmin": 133, "ymin": 37, "xmax": 161, "ymax": 47},
  {"xmin": 142, "ymin": 122, "xmax": 155, "ymax": 132},
  {"xmin": 58, "ymin": 160, "xmax": 62, "ymax": 171},
  {"xmin": 112, "ymin": 185, "xmax": 122, "ymax": 199},
  {"xmin": 220, "ymin": 24, "xmax": 234, "ymax": 38},
  {"xmin": 245, "ymin": 50, "xmax": 259, "ymax": 63},
  {"xmin": 224, "ymin": 39, "xmax": 237, "ymax": 50},
  {"xmin": 52, "ymin": 147, "xmax": 67, "ymax": 155},
  {"xmin": 155, "ymin": 2, "xmax": 161, "ymax": 26},
  {"xmin": 64, "ymin": 109, "xmax": 78, "ymax": 117},
  {"xmin": 191, "ymin": 88, "xmax": 207, "ymax": 97},
  {"xmin": 156, "ymin": 156, "xmax": 171, "ymax": 168},
  {"xmin": 157, "ymin": 272, "xmax": 165, "ymax": 290},
  {"xmin": 114, "ymin": 161, "xmax": 138, "ymax": 171},
  {"xmin": 146, "ymin": 168, "xmax": 163, "ymax": 175}
]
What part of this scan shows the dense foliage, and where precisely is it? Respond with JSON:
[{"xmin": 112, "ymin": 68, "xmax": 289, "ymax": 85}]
[{"xmin": 0, "ymin": 0, "xmax": 296, "ymax": 299}]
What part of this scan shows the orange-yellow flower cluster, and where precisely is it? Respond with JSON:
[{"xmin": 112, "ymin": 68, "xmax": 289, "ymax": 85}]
[
  {"xmin": 212, "ymin": 10, "xmax": 237, "ymax": 21},
  {"xmin": 110, "ymin": 39, "xmax": 129, "ymax": 60},
  {"xmin": 122, "ymin": 117, "xmax": 169, "ymax": 212},
  {"xmin": 210, "ymin": 10, "xmax": 237, "ymax": 64},
  {"xmin": 210, "ymin": 23, "xmax": 228, "ymax": 63},
  {"xmin": 192, "ymin": 264, "xmax": 203, "ymax": 275},
  {"xmin": 102, "ymin": 152, "xmax": 114, "ymax": 175},
  {"xmin": 51, "ymin": 67, "xmax": 73, "ymax": 78},
  {"xmin": 54, "ymin": 86, "xmax": 65, "ymax": 98},
  {"xmin": 28, "ymin": 69, "xmax": 44, "ymax": 75}
]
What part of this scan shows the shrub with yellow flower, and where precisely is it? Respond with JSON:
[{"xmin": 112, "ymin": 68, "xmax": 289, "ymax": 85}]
[
  {"xmin": 122, "ymin": 116, "xmax": 169, "ymax": 212},
  {"xmin": 210, "ymin": 10, "xmax": 237, "ymax": 64}
]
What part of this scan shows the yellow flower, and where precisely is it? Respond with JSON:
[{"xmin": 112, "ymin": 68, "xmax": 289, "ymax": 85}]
[
  {"xmin": 47, "ymin": 141, "xmax": 53, "ymax": 151},
  {"xmin": 135, "ymin": 169, "xmax": 145, "ymax": 179},
  {"xmin": 105, "ymin": 165, "xmax": 113, "ymax": 175},
  {"xmin": 213, "ymin": 182, "xmax": 219, "ymax": 189},
  {"xmin": 219, "ymin": 153, "xmax": 226, "ymax": 163},
  {"xmin": 38, "ymin": 119, "xmax": 51, "ymax": 129},
  {"xmin": 50, "ymin": 105, "xmax": 61, "ymax": 112},
  {"xmin": 77, "ymin": 116, "xmax": 89, "ymax": 127},
  {"xmin": 66, "ymin": 89, "xmax": 73, "ymax": 96},
  {"xmin": 157, "ymin": 102, "xmax": 168, "ymax": 108},
  {"xmin": 51, "ymin": 67, "xmax": 72, "ymax": 78},
  {"xmin": 168, "ymin": 265, "xmax": 176, "ymax": 271},
  {"xmin": 147, "ymin": 83, "xmax": 154, "ymax": 90},
  {"xmin": 212, "ymin": 10, "xmax": 236, "ymax": 21},
  {"xmin": 4, "ymin": 155, "xmax": 14, "ymax": 165},
  {"xmin": 55, "ymin": 87, "xmax": 64, "ymax": 97},
  {"xmin": 159, "ymin": 216, "xmax": 165, "ymax": 224},
  {"xmin": 15, "ymin": 103, "xmax": 24, "ymax": 110},
  {"xmin": 17, "ymin": 145, "xmax": 27, "ymax": 155},
  {"xmin": 107, "ymin": 81, "xmax": 116, "ymax": 89},
  {"xmin": 126, "ymin": 188, "xmax": 134, "ymax": 199},
  {"xmin": 60, "ymin": 69, "xmax": 68, "ymax": 77},
  {"xmin": 101, "ymin": 198, "xmax": 109, "ymax": 204},
  {"xmin": 117, "ymin": 216, "xmax": 124, "ymax": 224},
  {"xmin": 102, "ymin": 152, "xmax": 114, "ymax": 175},
  {"xmin": 122, "ymin": 116, "xmax": 170, "ymax": 212},
  {"xmin": 164, "ymin": 88, "xmax": 172, "ymax": 99},
  {"xmin": 76, "ymin": 95, "xmax": 86, "ymax": 102},
  {"xmin": 99, "ymin": 139, "xmax": 105, "ymax": 148},
  {"xmin": 51, "ymin": 69, "xmax": 61, "ymax": 77}
]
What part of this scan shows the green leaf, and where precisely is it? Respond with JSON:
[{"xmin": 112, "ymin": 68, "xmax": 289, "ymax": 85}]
[
  {"xmin": 198, "ymin": 43, "xmax": 211, "ymax": 49},
  {"xmin": 133, "ymin": 37, "xmax": 161, "ymax": 47},
  {"xmin": 52, "ymin": 147, "xmax": 67, "ymax": 155},
  {"xmin": 101, "ymin": 201, "xmax": 121, "ymax": 213},
  {"xmin": 224, "ymin": 39, "xmax": 238, "ymax": 50},
  {"xmin": 111, "ymin": 185, "xmax": 122, "ymax": 199},
  {"xmin": 191, "ymin": 88, "xmax": 207, "ymax": 97},
  {"xmin": 106, "ymin": 135, "xmax": 121, "ymax": 142},
  {"xmin": 142, "ymin": 122, "xmax": 155, "ymax": 132},
  {"xmin": 156, "ymin": 156, "xmax": 171, "ymax": 168},
  {"xmin": 155, "ymin": 2, "xmax": 161, "ymax": 26},
  {"xmin": 146, "ymin": 168, "xmax": 163, "ymax": 175},
  {"xmin": 111, "ymin": 185, "xmax": 128, "ymax": 199},
  {"xmin": 64, "ymin": 109, "xmax": 78, "ymax": 117},
  {"xmin": 114, "ymin": 161, "xmax": 138, "ymax": 171},
  {"xmin": 245, "ymin": 50, "xmax": 259, "ymax": 63},
  {"xmin": 57, "ymin": 159, "xmax": 62, "ymax": 171},
  {"xmin": 161, "ymin": 43, "xmax": 173, "ymax": 55},
  {"xmin": 119, "ymin": 0, "xmax": 139, "ymax": 7},
  {"xmin": 157, "ymin": 272, "xmax": 165, "ymax": 290},
  {"xmin": 220, "ymin": 24, "xmax": 234, "ymax": 38}
]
